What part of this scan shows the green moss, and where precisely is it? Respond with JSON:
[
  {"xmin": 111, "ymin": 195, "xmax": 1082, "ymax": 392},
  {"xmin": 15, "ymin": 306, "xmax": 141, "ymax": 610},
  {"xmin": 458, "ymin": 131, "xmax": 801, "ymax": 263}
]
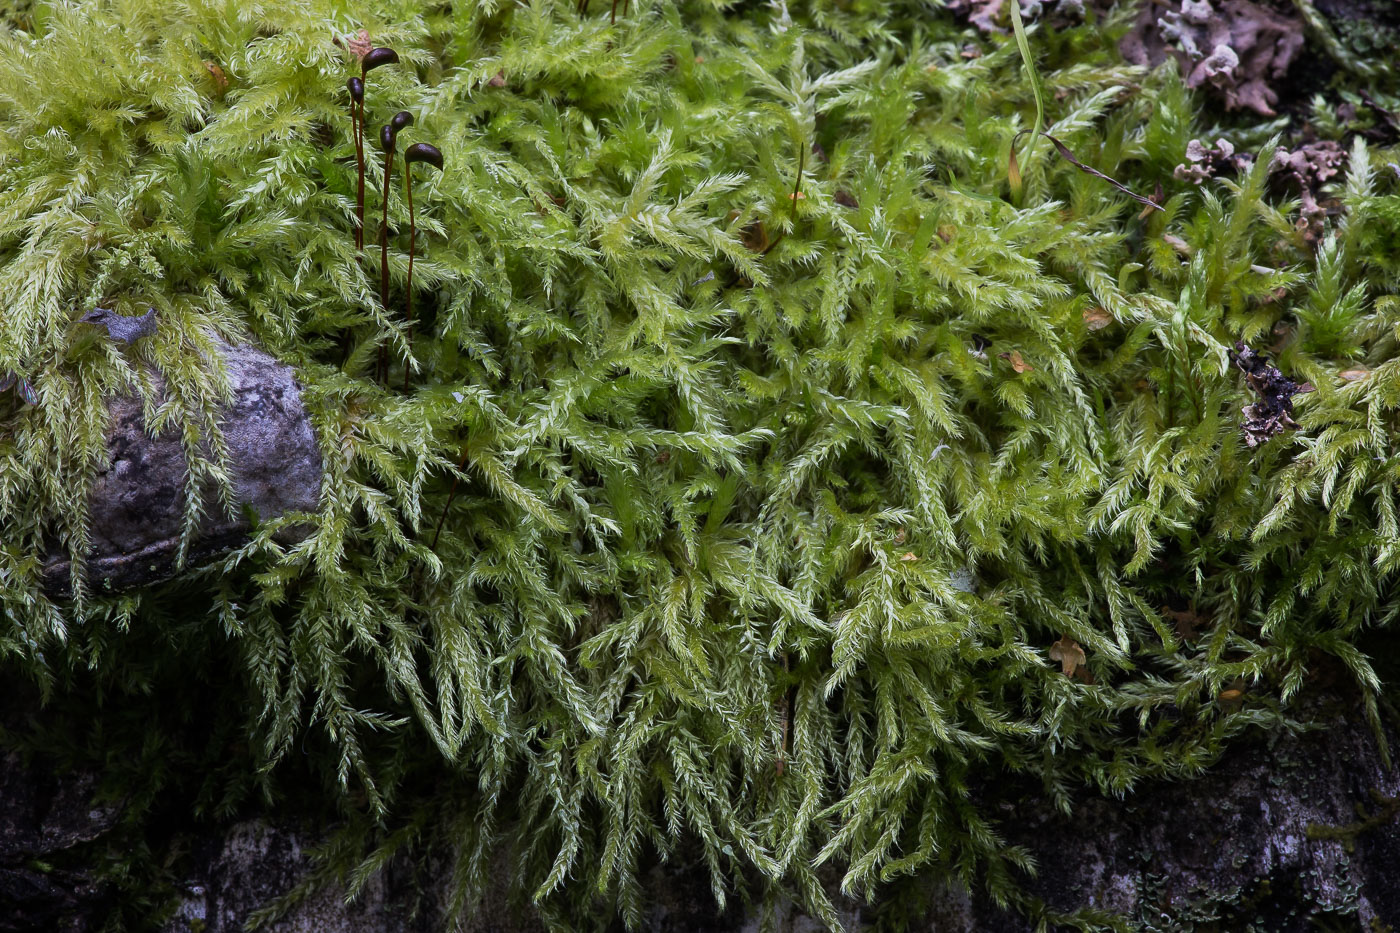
[
  {"xmin": 1307, "ymin": 788, "xmax": 1400, "ymax": 853},
  {"xmin": 0, "ymin": 0, "xmax": 1398, "ymax": 929}
]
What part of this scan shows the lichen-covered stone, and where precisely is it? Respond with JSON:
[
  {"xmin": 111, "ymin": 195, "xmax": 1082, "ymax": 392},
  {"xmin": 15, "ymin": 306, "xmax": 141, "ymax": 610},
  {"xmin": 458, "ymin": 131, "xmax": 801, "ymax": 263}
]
[{"xmin": 40, "ymin": 343, "xmax": 322, "ymax": 597}]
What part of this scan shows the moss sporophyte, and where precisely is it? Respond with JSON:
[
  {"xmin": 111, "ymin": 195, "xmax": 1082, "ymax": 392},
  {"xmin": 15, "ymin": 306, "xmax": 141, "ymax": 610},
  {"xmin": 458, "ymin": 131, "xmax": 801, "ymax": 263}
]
[{"xmin": 402, "ymin": 142, "xmax": 444, "ymax": 392}]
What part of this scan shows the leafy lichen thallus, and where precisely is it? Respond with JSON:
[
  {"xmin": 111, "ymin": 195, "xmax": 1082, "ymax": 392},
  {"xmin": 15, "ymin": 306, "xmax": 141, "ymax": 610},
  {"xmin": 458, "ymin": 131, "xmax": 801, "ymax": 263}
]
[
  {"xmin": 376, "ymin": 110, "xmax": 414, "ymax": 384},
  {"xmin": 402, "ymin": 142, "xmax": 443, "ymax": 392}
]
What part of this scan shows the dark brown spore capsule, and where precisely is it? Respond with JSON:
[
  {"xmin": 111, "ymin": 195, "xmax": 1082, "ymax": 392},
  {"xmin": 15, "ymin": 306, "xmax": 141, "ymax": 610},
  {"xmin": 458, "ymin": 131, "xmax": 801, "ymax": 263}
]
[
  {"xmin": 361, "ymin": 47, "xmax": 399, "ymax": 73},
  {"xmin": 404, "ymin": 142, "xmax": 443, "ymax": 171}
]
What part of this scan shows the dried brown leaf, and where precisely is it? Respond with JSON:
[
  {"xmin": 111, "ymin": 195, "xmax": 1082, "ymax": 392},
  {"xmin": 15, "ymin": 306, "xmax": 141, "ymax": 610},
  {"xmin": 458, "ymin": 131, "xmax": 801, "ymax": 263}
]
[
  {"xmin": 1083, "ymin": 307, "xmax": 1113, "ymax": 331},
  {"xmin": 203, "ymin": 61, "xmax": 228, "ymax": 94},
  {"xmin": 1161, "ymin": 603, "xmax": 1203, "ymax": 642},
  {"xmin": 1162, "ymin": 233, "xmax": 1192, "ymax": 255},
  {"xmin": 1048, "ymin": 636, "xmax": 1087, "ymax": 677},
  {"xmin": 999, "ymin": 350, "xmax": 1033, "ymax": 373},
  {"xmin": 347, "ymin": 29, "xmax": 372, "ymax": 62}
]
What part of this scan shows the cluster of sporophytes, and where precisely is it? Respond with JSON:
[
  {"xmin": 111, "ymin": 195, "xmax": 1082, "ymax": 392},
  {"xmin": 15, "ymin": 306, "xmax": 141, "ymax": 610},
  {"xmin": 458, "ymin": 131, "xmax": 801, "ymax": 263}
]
[{"xmin": 1, "ymin": 0, "xmax": 1400, "ymax": 928}]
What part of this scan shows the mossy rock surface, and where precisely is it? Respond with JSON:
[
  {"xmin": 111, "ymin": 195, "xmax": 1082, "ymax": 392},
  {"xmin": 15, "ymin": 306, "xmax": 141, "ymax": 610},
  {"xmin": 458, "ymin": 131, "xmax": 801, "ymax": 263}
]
[
  {"xmin": 40, "ymin": 342, "xmax": 322, "ymax": 597},
  {"xmin": 2, "ymin": 0, "xmax": 1400, "ymax": 930}
]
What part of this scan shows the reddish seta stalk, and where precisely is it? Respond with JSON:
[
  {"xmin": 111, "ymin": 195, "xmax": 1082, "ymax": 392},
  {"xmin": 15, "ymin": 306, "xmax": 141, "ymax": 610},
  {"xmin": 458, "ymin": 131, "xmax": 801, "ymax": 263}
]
[
  {"xmin": 402, "ymin": 142, "xmax": 444, "ymax": 393},
  {"xmin": 377, "ymin": 111, "xmax": 413, "ymax": 384}
]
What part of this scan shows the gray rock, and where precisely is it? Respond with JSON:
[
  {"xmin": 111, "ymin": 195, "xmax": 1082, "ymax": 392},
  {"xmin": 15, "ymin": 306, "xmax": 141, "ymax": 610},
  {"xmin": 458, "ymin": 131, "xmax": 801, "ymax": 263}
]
[
  {"xmin": 0, "ymin": 750, "xmax": 120, "ymax": 933},
  {"xmin": 41, "ymin": 343, "xmax": 322, "ymax": 596},
  {"xmin": 958, "ymin": 698, "xmax": 1400, "ymax": 931},
  {"xmin": 3, "ymin": 691, "xmax": 1399, "ymax": 930}
]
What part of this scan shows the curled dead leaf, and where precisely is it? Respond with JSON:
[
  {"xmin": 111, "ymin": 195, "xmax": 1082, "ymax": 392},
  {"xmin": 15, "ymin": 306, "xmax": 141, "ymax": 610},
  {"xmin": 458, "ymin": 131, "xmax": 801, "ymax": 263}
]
[
  {"xmin": 1083, "ymin": 307, "xmax": 1113, "ymax": 331},
  {"xmin": 742, "ymin": 221, "xmax": 769, "ymax": 253},
  {"xmin": 999, "ymin": 350, "xmax": 1032, "ymax": 373},
  {"xmin": 899, "ymin": 552, "xmax": 918, "ymax": 562},
  {"xmin": 1231, "ymin": 342, "xmax": 1303, "ymax": 447},
  {"xmin": 203, "ymin": 61, "xmax": 228, "ymax": 94},
  {"xmin": 1161, "ymin": 603, "xmax": 1203, "ymax": 642},
  {"xmin": 1136, "ymin": 182, "xmax": 1166, "ymax": 220},
  {"xmin": 1162, "ymin": 233, "xmax": 1192, "ymax": 256},
  {"xmin": 1340, "ymin": 368, "xmax": 1371, "ymax": 382},
  {"xmin": 1218, "ymin": 689, "xmax": 1243, "ymax": 701},
  {"xmin": 1048, "ymin": 636, "xmax": 1086, "ymax": 677},
  {"xmin": 346, "ymin": 29, "xmax": 372, "ymax": 61}
]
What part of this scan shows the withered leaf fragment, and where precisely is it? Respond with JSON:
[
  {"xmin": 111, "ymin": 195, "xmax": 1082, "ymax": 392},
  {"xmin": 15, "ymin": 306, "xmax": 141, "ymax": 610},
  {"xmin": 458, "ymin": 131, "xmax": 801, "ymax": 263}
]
[
  {"xmin": 1217, "ymin": 682, "xmax": 1246, "ymax": 710},
  {"xmin": 1161, "ymin": 602, "xmax": 1202, "ymax": 642},
  {"xmin": 346, "ymin": 29, "xmax": 372, "ymax": 62},
  {"xmin": 1083, "ymin": 307, "xmax": 1113, "ymax": 331},
  {"xmin": 999, "ymin": 350, "xmax": 1033, "ymax": 373},
  {"xmin": 2, "ymin": 374, "xmax": 39, "ymax": 406},
  {"xmin": 1230, "ymin": 341, "xmax": 1302, "ymax": 447},
  {"xmin": 1048, "ymin": 636, "xmax": 1086, "ymax": 676},
  {"xmin": 946, "ymin": 0, "xmax": 1006, "ymax": 34},
  {"xmin": 740, "ymin": 220, "xmax": 768, "ymax": 253},
  {"xmin": 203, "ymin": 61, "xmax": 228, "ymax": 95}
]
